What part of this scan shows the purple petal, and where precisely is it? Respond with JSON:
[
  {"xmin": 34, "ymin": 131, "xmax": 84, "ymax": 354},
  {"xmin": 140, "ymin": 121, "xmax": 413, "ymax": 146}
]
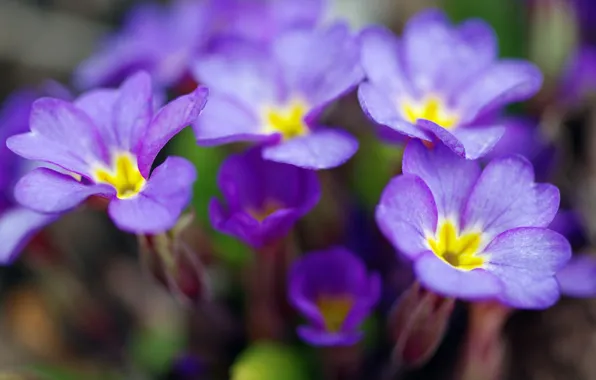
[
  {"xmin": 74, "ymin": 89, "xmax": 119, "ymax": 146},
  {"xmin": 108, "ymin": 156, "xmax": 196, "ymax": 233},
  {"xmin": 297, "ymin": 326, "xmax": 362, "ymax": 347},
  {"xmin": 0, "ymin": 207, "xmax": 58, "ymax": 264},
  {"xmin": 482, "ymin": 118, "xmax": 542, "ymax": 160},
  {"xmin": 274, "ymin": 22, "xmax": 364, "ymax": 108},
  {"xmin": 483, "ymin": 227, "xmax": 571, "ymax": 309},
  {"xmin": 192, "ymin": 93, "xmax": 269, "ymax": 146},
  {"xmin": 359, "ymin": 26, "xmax": 412, "ymax": 98},
  {"xmin": 137, "ymin": 86, "xmax": 208, "ymax": 177},
  {"xmin": 402, "ymin": 140, "xmax": 481, "ymax": 218},
  {"xmin": 191, "ymin": 45, "xmax": 280, "ymax": 107},
  {"xmin": 402, "ymin": 9, "xmax": 451, "ymax": 94},
  {"xmin": 414, "ymin": 252, "xmax": 502, "ymax": 300},
  {"xmin": 342, "ymin": 273, "xmax": 381, "ymax": 331},
  {"xmin": 376, "ymin": 174, "xmax": 438, "ymax": 258},
  {"xmin": 14, "ymin": 168, "xmax": 113, "ymax": 213},
  {"xmin": 262, "ymin": 129, "xmax": 358, "ymax": 170},
  {"xmin": 112, "ymin": 71, "xmax": 153, "ymax": 152},
  {"xmin": 451, "ymin": 125, "xmax": 505, "ymax": 160},
  {"xmin": 418, "ymin": 119, "xmax": 465, "ymax": 157},
  {"xmin": 358, "ymin": 83, "xmax": 432, "ymax": 140},
  {"xmin": 455, "ymin": 61, "xmax": 543, "ymax": 124},
  {"xmin": 462, "ymin": 155, "xmax": 559, "ymax": 237},
  {"xmin": 7, "ymin": 98, "xmax": 108, "ymax": 176},
  {"xmin": 556, "ymin": 255, "xmax": 596, "ymax": 298}
]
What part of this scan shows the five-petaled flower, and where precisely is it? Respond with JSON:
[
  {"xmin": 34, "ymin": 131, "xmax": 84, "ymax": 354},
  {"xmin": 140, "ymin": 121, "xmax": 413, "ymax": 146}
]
[
  {"xmin": 288, "ymin": 247, "xmax": 380, "ymax": 346},
  {"xmin": 8, "ymin": 71, "xmax": 207, "ymax": 234},
  {"xmin": 192, "ymin": 22, "xmax": 363, "ymax": 170},
  {"xmin": 210, "ymin": 148, "xmax": 320, "ymax": 248},
  {"xmin": 358, "ymin": 9, "xmax": 543, "ymax": 159},
  {"xmin": 376, "ymin": 140, "xmax": 571, "ymax": 309}
]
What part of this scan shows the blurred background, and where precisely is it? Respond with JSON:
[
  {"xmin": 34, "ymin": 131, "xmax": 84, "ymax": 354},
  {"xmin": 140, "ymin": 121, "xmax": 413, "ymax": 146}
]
[{"xmin": 0, "ymin": 0, "xmax": 594, "ymax": 379}]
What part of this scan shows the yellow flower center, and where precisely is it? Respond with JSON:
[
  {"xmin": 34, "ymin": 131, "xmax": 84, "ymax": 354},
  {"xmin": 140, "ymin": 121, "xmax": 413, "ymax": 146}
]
[
  {"xmin": 427, "ymin": 221, "xmax": 485, "ymax": 271},
  {"xmin": 263, "ymin": 99, "xmax": 309, "ymax": 140},
  {"xmin": 247, "ymin": 199, "xmax": 283, "ymax": 222},
  {"xmin": 317, "ymin": 295, "xmax": 354, "ymax": 332},
  {"xmin": 401, "ymin": 95, "xmax": 459, "ymax": 129},
  {"xmin": 93, "ymin": 153, "xmax": 146, "ymax": 199}
]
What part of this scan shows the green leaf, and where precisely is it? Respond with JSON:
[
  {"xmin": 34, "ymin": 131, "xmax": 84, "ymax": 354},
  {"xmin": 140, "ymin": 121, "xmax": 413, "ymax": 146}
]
[{"xmin": 231, "ymin": 342, "xmax": 311, "ymax": 380}]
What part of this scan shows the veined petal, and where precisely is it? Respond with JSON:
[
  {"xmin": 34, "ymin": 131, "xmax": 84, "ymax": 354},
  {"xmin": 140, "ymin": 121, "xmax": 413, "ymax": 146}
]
[
  {"xmin": 462, "ymin": 155, "xmax": 559, "ymax": 237},
  {"xmin": 113, "ymin": 71, "xmax": 153, "ymax": 152},
  {"xmin": 418, "ymin": 119, "xmax": 465, "ymax": 157},
  {"xmin": 0, "ymin": 207, "xmax": 59, "ymax": 264},
  {"xmin": 451, "ymin": 125, "xmax": 505, "ymax": 160},
  {"xmin": 376, "ymin": 174, "xmax": 438, "ymax": 258},
  {"xmin": 7, "ymin": 98, "xmax": 108, "ymax": 176},
  {"xmin": 137, "ymin": 86, "xmax": 208, "ymax": 176},
  {"xmin": 414, "ymin": 252, "xmax": 502, "ymax": 300},
  {"xmin": 403, "ymin": 140, "xmax": 481, "ymax": 219},
  {"xmin": 483, "ymin": 227, "xmax": 571, "ymax": 309},
  {"xmin": 108, "ymin": 156, "xmax": 196, "ymax": 233},
  {"xmin": 74, "ymin": 89, "xmax": 119, "ymax": 146},
  {"xmin": 262, "ymin": 129, "xmax": 358, "ymax": 170},
  {"xmin": 14, "ymin": 168, "xmax": 114, "ymax": 213}
]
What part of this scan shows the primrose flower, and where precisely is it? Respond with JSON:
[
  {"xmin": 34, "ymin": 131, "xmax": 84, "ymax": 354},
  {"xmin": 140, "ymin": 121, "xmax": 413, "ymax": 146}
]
[
  {"xmin": 376, "ymin": 140, "xmax": 571, "ymax": 309},
  {"xmin": 75, "ymin": 0, "xmax": 211, "ymax": 89},
  {"xmin": 288, "ymin": 247, "xmax": 380, "ymax": 346},
  {"xmin": 8, "ymin": 71, "xmax": 207, "ymax": 233},
  {"xmin": 193, "ymin": 23, "xmax": 363, "ymax": 170},
  {"xmin": 359, "ymin": 9, "xmax": 543, "ymax": 159},
  {"xmin": 212, "ymin": 0, "xmax": 326, "ymax": 43},
  {"xmin": 0, "ymin": 90, "xmax": 59, "ymax": 263},
  {"xmin": 210, "ymin": 148, "xmax": 320, "ymax": 248}
]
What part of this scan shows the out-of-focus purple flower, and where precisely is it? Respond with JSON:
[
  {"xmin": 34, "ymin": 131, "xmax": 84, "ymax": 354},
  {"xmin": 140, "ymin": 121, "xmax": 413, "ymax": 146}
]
[
  {"xmin": 568, "ymin": 0, "xmax": 596, "ymax": 42},
  {"xmin": 376, "ymin": 140, "xmax": 571, "ymax": 309},
  {"xmin": 288, "ymin": 247, "xmax": 380, "ymax": 346},
  {"xmin": 211, "ymin": 0, "xmax": 327, "ymax": 44},
  {"xmin": 210, "ymin": 148, "xmax": 320, "ymax": 248},
  {"xmin": 193, "ymin": 23, "xmax": 363, "ymax": 170},
  {"xmin": 483, "ymin": 118, "xmax": 556, "ymax": 182},
  {"xmin": 560, "ymin": 46, "xmax": 596, "ymax": 105},
  {"xmin": 75, "ymin": 0, "xmax": 212, "ymax": 90},
  {"xmin": 556, "ymin": 255, "xmax": 596, "ymax": 297},
  {"xmin": 8, "ymin": 71, "xmax": 207, "ymax": 234},
  {"xmin": 358, "ymin": 9, "xmax": 543, "ymax": 159},
  {"xmin": 0, "ymin": 90, "xmax": 59, "ymax": 264}
]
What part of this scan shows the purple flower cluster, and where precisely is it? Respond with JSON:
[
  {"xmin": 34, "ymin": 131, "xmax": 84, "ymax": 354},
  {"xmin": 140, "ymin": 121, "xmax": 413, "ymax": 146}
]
[{"xmin": 2, "ymin": 0, "xmax": 589, "ymax": 352}]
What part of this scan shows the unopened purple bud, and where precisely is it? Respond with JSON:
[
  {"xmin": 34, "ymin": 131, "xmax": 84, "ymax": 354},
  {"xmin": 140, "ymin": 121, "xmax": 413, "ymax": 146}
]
[{"xmin": 388, "ymin": 282, "xmax": 455, "ymax": 368}]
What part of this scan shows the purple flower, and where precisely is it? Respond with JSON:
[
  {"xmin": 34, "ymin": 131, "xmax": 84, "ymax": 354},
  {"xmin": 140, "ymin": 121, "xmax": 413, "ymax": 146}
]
[
  {"xmin": 75, "ymin": 0, "xmax": 212, "ymax": 89},
  {"xmin": 8, "ymin": 71, "xmax": 207, "ymax": 234},
  {"xmin": 288, "ymin": 247, "xmax": 380, "ymax": 346},
  {"xmin": 0, "ymin": 90, "xmax": 59, "ymax": 264},
  {"xmin": 358, "ymin": 9, "xmax": 543, "ymax": 159},
  {"xmin": 210, "ymin": 148, "xmax": 320, "ymax": 248},
  {"xmin": 192, "ymin": 23, "xmax": 363, "ymax": 170},
  {"xmin": 376, "ymin": 140, "xmax": 571, "ymax": 309},
  {"xmin": 560, "ymin": 45, "xmax": 596, "ymax": 105},
  {"xmin": 211, "ymin": 0, "xmax": 326, "ymax": 44},
  {"xmin": 556, "ymin": 255, "xmax": 596, "ymax": 298}
]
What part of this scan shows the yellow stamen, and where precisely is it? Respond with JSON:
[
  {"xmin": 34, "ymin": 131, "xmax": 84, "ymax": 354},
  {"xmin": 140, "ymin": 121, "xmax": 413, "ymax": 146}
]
[
  {"xmin": 247, "ymin": 199, "xmax": 283, "ymax": 222},
  {"xmin": 401, "ymin": 95, "xmax": 459, "ymax": 129},
  {"xmin": 427, "ymin": 221, "xmax": 484, "ymax": 271},
  {"xmin": 317, "ymin": 295, "xmax": 354, "ymax": 332},
  {"xmin": 263, "ymin": 99, "xmax": 309, "ymax": 140},
  {"xmin": 93, "ymin": 153, "xmax": 146, "ymax": 199}
]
